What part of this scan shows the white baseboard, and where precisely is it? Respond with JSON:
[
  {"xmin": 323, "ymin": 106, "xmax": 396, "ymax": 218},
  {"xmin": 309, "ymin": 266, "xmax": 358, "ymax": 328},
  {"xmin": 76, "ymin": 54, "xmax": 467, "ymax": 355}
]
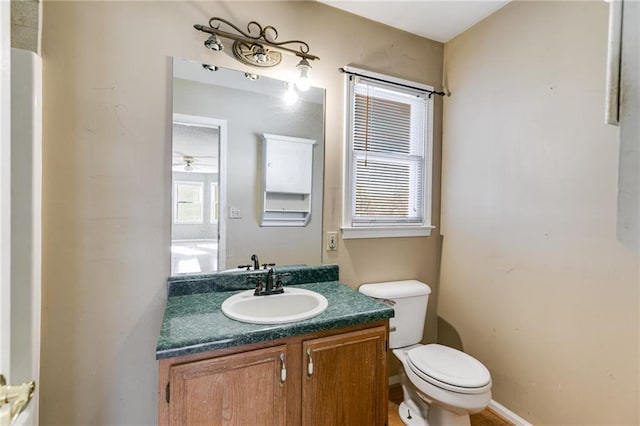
[{"xmin": 488, "ymin": 400, "xmax": 532, "ymax": 426}]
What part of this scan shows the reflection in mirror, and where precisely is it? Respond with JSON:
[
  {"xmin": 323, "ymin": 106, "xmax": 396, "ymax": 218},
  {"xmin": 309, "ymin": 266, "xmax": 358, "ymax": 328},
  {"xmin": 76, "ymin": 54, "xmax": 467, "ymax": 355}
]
[
  {"xmin": 171, "ymin": 58, "xmax": 325, "ymax": 275},
  {"xmin": 171, "ymin": 114, "xmax": 225, "ymax": 274}
]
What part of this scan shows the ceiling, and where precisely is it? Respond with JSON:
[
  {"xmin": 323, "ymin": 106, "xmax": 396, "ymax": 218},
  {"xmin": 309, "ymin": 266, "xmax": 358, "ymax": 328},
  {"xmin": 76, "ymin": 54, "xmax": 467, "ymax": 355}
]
[{"xmin": 317, "ymin": 0, "xmax": 510, "ymax": 43}]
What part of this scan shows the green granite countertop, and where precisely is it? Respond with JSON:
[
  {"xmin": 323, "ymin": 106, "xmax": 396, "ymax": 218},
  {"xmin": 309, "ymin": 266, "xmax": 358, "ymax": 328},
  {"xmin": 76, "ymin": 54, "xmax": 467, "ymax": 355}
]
[{"xmin": 156, "ymin": 280, "xmax": 394, "ymax": 360}]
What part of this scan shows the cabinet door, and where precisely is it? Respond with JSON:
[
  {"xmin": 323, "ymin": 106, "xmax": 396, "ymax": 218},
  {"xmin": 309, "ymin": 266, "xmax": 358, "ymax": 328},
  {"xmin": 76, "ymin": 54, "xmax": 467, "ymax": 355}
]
[
  {"xmin": 168, "ymin": 345, "xmax": 287, "ymax": 426},
  {"xmin": 264, "ymin": 137, "xmax": 313, "ymax": 194},
  {"xmin": 301, "ymin": 326, "xmax": 388, "ymax": 426}
]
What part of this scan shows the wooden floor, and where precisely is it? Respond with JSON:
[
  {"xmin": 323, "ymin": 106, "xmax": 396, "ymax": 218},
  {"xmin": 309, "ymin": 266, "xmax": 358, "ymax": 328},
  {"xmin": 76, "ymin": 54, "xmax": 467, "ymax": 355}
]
[{"xmin": 388, "ymin": 385, "xmax": 512, "ymax": 426}]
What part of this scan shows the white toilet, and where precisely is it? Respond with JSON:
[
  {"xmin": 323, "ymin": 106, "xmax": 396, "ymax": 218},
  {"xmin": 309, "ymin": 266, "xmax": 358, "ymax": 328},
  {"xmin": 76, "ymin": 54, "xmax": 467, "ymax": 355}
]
[{"xmin": 359, "ymin": 280, "xmax": 492, "ymax": 426}]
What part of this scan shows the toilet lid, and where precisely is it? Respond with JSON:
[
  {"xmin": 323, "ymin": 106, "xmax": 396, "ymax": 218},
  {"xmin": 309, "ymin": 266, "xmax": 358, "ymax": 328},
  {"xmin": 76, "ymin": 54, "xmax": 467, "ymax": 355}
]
[{"xmin": 407, "ymin": 344, "xmax": 491, "ymax": 390}]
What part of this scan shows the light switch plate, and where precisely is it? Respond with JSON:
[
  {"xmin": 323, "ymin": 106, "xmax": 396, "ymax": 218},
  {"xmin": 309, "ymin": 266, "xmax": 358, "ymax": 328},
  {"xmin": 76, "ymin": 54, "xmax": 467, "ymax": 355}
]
[{"xmin": 229, "ymin": 206, "xmax": 242, "ymax": 218}]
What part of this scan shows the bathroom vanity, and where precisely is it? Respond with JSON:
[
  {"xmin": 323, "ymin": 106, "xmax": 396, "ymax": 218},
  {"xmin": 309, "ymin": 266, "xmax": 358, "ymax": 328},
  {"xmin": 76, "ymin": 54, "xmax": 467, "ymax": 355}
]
[{"xmin": 156, "ymin": 265, "xmax": 393, "ymax": 425}]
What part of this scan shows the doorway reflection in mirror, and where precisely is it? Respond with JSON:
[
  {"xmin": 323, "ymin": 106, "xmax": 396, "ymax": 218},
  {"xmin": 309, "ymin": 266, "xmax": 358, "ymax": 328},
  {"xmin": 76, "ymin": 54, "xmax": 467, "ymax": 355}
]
[{"xmin": 171, "ymin": 118, "xmax": 222, "ymax": 274}]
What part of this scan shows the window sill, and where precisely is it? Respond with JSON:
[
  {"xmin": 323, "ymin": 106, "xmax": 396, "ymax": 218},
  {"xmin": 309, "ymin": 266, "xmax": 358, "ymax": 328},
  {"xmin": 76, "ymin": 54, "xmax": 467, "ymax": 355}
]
[{"xmin": 341, "ymin": 225, "xmax": 435, "ymax": 240}]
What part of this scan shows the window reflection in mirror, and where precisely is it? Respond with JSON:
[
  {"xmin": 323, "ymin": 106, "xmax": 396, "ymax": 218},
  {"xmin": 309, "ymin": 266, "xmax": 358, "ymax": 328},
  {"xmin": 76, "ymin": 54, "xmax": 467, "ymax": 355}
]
[{"xmin": 170, "ymin": 58, "xmax": 325, "ymax": 275}]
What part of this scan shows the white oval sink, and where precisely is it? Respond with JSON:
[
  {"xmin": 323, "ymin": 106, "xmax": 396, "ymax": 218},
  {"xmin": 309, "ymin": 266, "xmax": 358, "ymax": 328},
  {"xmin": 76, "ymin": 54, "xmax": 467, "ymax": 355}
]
[{"xmin": 221, "ymin": 287, "xmax": 328, "ymax": 324}]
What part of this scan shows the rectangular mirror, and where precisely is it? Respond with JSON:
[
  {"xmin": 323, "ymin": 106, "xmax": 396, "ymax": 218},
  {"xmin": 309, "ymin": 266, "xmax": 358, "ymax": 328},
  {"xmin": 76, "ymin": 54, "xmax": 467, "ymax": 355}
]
[{"xmin": 171, "ymin": 58, "xmax": 325, "ymax": 275}]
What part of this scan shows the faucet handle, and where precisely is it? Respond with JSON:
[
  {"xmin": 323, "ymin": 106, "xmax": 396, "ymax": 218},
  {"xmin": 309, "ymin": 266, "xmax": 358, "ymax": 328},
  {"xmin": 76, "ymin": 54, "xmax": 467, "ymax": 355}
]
[
  {"xmin": 251, "ymin": 275, "xmax": 263, "ymax": 296},
  {"xmin": 237, "ymin": 264, "xmax": 252, "ymax": 270},
  {"xmin": 262, "ymin": 263, "xmax": 276, "ymax": 270},
  {"xmin": 274, "ymin": 272, "xmax": 291, "ymax": 289}
]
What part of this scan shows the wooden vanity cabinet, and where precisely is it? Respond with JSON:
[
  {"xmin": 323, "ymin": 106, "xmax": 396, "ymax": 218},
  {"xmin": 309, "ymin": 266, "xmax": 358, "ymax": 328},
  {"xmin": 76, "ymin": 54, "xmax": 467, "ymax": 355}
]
[
  {"xmin": 158, "ymin": 322, "xmax": 388, "ymax": 426},
  {"xmin": 301, "ymin": 327, "xmax": 388, "ymax": 426}
]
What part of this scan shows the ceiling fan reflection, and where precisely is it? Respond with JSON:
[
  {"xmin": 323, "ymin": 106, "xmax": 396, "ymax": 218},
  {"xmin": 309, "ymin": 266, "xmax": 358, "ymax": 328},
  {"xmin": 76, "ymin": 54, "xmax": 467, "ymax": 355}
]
[{"xmin": 172, "ymin": 155, "xmax": 217, "ymax": 172}]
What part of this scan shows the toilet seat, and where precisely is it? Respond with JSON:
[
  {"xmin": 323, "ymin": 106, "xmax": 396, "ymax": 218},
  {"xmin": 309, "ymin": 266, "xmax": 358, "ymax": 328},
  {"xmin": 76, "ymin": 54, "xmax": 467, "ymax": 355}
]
[{"xmin": 406, "ymin": 344, "xmax": 492, "ymax": 394}]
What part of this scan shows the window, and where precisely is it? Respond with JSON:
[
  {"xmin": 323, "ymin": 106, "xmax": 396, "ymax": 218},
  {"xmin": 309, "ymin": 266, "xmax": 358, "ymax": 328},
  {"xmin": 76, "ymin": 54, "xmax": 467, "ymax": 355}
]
[
  {"xmin": 343, "ymin": 67, "xmax": 434, "ymax": 239},
  {"xmin": 174, "ymin": 181, "xmax": 204, "ymax": 224}
]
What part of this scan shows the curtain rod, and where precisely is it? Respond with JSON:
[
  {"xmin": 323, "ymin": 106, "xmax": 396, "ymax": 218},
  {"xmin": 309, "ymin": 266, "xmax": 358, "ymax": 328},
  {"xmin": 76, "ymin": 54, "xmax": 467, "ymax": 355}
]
[{"xmin": 339, "ymin": 67, "xmax": 447, "ymax": 98}]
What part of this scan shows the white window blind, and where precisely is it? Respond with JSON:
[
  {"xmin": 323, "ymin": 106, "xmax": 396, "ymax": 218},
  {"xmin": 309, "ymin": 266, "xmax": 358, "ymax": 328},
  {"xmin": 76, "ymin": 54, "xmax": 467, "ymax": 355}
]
[{"xmin": 346, "ymin": 73, "xmax": 431, "ymax": 229}]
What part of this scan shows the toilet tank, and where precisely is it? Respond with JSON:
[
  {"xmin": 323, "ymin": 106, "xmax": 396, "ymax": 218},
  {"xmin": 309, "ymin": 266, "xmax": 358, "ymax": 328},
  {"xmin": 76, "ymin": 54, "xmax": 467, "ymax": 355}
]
[{"xmin": 359, "ymin": 280, "xmax": 431, "ymax": 349}]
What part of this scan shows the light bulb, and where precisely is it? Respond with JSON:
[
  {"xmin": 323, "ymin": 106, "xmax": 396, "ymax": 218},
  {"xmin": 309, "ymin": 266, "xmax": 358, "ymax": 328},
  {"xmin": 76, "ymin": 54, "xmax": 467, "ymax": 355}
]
[
  {"xmin": 295, "ymin": 58, "xmax": 312, "ymax": 91},
  {"xmin": 204, "ymin": 35, "xmax": 223, "ymax": 51},
  {"xmin": 253, "ymin": 46, "xmax": 269, "ymax": 64},
  {"xmin": 296, "ymin": 71, "xmax": 311, "ymax": 91}
]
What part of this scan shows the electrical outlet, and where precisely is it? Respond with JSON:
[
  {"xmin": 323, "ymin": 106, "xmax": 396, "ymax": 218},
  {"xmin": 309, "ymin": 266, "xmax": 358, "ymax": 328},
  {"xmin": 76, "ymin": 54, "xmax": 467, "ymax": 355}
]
[
  {"xmin": 229, "ymin": 206, "xmax": 242, "ymax": 219},
  {"xmin": 327, "ymin": 232, "xmax": 338, "ymax": 251}
]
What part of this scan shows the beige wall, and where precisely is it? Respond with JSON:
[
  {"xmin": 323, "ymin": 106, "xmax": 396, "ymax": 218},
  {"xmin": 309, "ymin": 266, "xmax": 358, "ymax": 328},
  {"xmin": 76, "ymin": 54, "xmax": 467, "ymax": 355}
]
[
  {"xmin": 440, "ymin": 1, "xmax": 639, "ymax": 424},
  {"xmin": 41, "ymin": 1, "xmax": 443, "ymax": 424}
]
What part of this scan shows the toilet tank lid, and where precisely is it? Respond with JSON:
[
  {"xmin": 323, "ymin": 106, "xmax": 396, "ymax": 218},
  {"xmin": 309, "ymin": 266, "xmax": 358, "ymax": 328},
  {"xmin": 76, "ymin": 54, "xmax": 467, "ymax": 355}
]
[{"xmin": 359, "ymin": 280, "xmax": 431, "ymax": 298}]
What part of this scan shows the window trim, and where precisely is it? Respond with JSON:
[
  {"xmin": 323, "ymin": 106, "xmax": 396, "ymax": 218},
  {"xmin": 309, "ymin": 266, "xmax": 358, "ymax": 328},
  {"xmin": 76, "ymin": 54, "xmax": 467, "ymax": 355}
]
[{"xmin": 341, "ymin": 66, "xmax": 435, "ymax": 239}]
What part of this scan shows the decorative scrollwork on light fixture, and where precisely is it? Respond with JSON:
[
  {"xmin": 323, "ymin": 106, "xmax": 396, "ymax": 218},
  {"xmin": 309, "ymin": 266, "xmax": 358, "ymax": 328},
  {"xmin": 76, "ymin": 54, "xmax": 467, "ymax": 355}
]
[{"xmin": 194, "ymin": 17, "xmax": 319, "ymax": 89}]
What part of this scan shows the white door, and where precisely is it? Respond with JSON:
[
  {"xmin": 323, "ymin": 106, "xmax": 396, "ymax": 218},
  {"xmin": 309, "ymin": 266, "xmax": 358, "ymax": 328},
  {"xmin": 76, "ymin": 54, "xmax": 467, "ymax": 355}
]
[
  {"xmin": 0, "ymin": 5, "xmax": 41, "ymax": 426},
  {"xmin": 0, "ymin": 0, "xmax": 12, "ymax": 386},
  {"xmin": 0, "ymin": 2, "xmax": 14, "ymax": 423}
]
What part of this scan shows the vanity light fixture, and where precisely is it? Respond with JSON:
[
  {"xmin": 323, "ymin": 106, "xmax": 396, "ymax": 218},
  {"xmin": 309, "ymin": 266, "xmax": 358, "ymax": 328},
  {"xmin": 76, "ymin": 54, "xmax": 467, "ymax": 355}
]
[{"xmin": 194, "ymin": 18, "xmax": 319, "ymax": 81}]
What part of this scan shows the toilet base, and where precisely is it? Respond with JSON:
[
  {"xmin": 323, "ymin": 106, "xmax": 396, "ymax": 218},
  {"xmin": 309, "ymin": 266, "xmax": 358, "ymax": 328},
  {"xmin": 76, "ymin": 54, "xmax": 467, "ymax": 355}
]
[
  {"xmin": 398, "ymin": 401, "xmax": 471, "ymax": 426},
  {"xmin": 398, "ymin": 401, "xmax": 427, "ymax": 425},
  {"xmin": 427, "ymin": 405, "xmax": 471, "ymax": 426}
]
